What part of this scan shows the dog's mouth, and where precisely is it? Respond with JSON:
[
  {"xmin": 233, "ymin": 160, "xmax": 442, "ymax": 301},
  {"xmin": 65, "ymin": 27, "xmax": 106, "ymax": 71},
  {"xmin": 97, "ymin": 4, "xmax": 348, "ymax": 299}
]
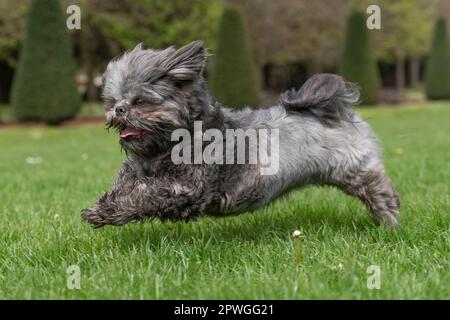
[{"xmin": 120, "ymin": 128, "xmax": 145, "ymax": 139}]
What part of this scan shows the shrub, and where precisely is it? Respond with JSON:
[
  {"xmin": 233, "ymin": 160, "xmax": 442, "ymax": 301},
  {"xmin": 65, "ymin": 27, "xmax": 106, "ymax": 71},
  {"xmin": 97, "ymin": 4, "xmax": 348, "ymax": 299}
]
[
  {"xmin": 209, "ymin": 7, "xmax": 259, "ymax": 109},
  {"xmin": 425, "ymin": 18, "xmax": 450, "ymax": 100},
  {"xmin": 339, "ymin": 11, "xmax": 380, "ymax": 105},
  {"xmin": 11, "ymin": 0, "xmax": 80, "ymax": 124}
]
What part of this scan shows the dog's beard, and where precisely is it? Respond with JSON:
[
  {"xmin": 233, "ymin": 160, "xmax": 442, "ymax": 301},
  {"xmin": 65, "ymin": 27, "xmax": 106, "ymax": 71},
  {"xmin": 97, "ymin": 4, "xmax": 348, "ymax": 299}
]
[{"xmin": 107, "ymin": 115, "xmax": 176, "ymax": 157}]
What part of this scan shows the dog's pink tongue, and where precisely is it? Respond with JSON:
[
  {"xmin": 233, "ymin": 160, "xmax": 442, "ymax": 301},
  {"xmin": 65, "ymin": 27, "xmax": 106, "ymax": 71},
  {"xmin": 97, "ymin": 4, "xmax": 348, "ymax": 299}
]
[{"xmin": 120, "ymin": 128, "xmax": 144, "ymax": 138}]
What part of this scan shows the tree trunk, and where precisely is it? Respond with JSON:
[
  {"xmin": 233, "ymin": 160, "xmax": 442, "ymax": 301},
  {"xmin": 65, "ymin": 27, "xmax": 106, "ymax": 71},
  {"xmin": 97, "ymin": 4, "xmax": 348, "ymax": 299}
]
[
  {"xmin": 395, "ymin": 54, "xmax": 406, "ymax": 91},
  {"xmin": 81, "ymin": 24, "xmax": 98, "ymax": 101},
  {"xmin": 409, "ymin": 56, "xmax": 421, "ymax": 87},
  {"xmin": 85, "ymin": 61, "xmax": 97, "ymax": 101}
]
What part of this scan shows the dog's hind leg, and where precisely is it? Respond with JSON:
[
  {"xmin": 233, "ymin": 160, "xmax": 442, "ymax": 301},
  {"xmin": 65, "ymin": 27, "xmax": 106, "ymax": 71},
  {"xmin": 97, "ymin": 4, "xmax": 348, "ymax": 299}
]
[{"xmin": 339, "ymin": 162, "xmax": 400, "ymax": 227}]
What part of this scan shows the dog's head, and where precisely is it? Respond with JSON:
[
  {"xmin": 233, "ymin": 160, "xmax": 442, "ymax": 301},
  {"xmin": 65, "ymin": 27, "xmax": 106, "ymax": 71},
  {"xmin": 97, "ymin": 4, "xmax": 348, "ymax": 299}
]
[{"xmin": 102, "ymin": 40, "xmax": 206, "ymax": 156}]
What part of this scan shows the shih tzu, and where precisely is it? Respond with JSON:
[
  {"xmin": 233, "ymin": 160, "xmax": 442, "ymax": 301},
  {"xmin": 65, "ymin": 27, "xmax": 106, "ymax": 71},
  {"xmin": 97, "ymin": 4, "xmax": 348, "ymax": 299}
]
[{"xmin": 82, "ymin": 40, "xmax": 400, "ymax": 228}]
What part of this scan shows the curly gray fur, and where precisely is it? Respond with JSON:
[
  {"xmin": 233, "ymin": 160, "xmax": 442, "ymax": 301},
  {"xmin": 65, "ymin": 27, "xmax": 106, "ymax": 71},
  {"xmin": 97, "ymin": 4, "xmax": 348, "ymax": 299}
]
[{"xmin": 82, "ymin": 40, "xmax": 400, "ymax": 228}]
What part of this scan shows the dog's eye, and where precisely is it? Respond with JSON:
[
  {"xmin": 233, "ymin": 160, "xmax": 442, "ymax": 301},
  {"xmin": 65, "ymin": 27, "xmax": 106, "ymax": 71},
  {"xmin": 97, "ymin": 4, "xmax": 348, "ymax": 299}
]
[{"xmin": 134, "ymin": 98, "xmax": 144, "ymax": 106}]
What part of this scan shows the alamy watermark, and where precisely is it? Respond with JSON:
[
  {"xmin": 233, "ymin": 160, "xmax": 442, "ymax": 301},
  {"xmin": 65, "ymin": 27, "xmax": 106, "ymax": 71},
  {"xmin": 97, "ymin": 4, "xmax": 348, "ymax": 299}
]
[
  {"xmin": 66, "ymin": 265, "xmax": 81, "ymax": 290},
  {"xmin": 366, "ymin": 265, "xmax": 381, "ymax": 290},
  {"xmin": 367, "ymin": 5, "xmax": 381, "ymax": 30},
  {"xmin": 171, "ymin": 121, "xmax": 280, "ymax": 175},
  {"xmin": 66, "ymin": 5, "xmax": 81, "ymax": 30}
]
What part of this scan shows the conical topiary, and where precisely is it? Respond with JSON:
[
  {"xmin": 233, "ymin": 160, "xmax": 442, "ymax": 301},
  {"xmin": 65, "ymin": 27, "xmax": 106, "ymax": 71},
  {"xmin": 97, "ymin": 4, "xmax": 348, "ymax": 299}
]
[
  {"xmin": 339, "ymin": 11, "xmax": 380, "ymax": 105},
  {"xmin": 209, "ymin": 7, "xmax": 259, "ymax": 109},
  {"xmin": 11, "ymin": 0, "xmax": 81, "ymax": 124},
  {"xmin": 425, "ymin": 18, "xmax": 450, "ymax": 100}
]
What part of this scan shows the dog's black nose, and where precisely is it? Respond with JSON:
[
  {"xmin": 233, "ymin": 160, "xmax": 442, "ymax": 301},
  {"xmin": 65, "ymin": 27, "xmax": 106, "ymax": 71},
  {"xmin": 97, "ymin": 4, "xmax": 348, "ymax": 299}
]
[{"xmin": 115, "ymin": 105, "xmax": 126, "ymax": 116}]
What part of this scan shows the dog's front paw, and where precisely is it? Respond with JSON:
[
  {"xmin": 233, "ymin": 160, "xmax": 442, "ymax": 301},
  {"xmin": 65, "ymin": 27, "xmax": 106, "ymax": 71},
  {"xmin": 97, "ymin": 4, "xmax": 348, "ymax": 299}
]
[
  {"xmin": 81, "ymin": 195, "xmax": 135, "ymax": 228},
  {"xmin": 81, "ymin": 206, "xmax": 109, "ymax": 228}
]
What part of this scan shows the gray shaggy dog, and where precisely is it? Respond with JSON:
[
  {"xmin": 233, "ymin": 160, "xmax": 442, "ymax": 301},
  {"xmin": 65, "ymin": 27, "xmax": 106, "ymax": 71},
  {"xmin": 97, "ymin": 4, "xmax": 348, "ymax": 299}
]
[{"xmin": 82, "ymin": 40, "xmax": 400, "ymax": 228}]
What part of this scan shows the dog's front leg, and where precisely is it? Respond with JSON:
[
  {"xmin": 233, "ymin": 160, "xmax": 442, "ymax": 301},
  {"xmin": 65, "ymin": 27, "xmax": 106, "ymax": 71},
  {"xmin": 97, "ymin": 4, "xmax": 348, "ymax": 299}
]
[
  {"xmin": 82, "ymin": 168, "xmax": 206, "ymax": 227},
  {"xmin": 82, "ymin": 161, "xmax": 140, "ymax": 227}
]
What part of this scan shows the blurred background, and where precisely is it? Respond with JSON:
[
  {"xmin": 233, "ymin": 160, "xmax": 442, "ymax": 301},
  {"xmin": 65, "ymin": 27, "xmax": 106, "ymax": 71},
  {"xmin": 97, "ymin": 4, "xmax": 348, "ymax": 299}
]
[{"xmin": 0, "ymin": 0, "xmax": 450, "ymax": 125}]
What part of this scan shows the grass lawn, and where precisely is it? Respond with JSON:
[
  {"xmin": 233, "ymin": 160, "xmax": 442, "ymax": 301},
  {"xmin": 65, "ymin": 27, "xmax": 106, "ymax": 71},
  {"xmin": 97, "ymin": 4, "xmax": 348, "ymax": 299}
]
[
  {"xmin": 0, "ymin": 103, "xmax": 105, "ymax": 124},
  {"xmin": 0, "ymin": 102, "xmax": 449, "ymax": 299}
]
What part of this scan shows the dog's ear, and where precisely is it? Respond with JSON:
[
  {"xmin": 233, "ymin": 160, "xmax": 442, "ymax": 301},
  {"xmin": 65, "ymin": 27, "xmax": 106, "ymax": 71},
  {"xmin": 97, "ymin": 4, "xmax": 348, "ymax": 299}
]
[
  {"xmin": 131, "ymin": 42, "xmax": 144, "ymax": 52},
  {"xmin": 162, "ymin": 40, "xmax": 206, "ymax": 83}
]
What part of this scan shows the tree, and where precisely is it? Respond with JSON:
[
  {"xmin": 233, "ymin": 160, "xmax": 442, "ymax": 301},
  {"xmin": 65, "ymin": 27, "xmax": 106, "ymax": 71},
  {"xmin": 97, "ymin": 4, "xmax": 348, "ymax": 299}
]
[
  {"xmin": 69, "ymin": 0, "xmax": 221, "ymax": 101},
  {"xmin": 0, "ymin": 0, "xmax": 28, "ymax": 102},
  {"xmin": 351, "ymin": 0, "xmax": 437, "ymax": 89},
  {"xmin": 339, "ymin": 11, "xmax": 380, "ymax": 105},
  {"xmin": 226, "ymin": 0, "xmax": 348, "ymax": 73},
  {"xmin": 0, "ymin": 0, "xmax": 28, "ymax": 67},
  {"xmin": 209, "ymin": 7, "xmax": 260, "ymax": 108},
  {"xmin": 11, "ymin": 0, "xmax": 81, "ymax": 124},
  {"xmin": 425, "ymin": 18, "xmax": 450, "ymax": 100},
  {"xmin": 377, "ymin": 0, "xmax": 436, "ymax": 89}
]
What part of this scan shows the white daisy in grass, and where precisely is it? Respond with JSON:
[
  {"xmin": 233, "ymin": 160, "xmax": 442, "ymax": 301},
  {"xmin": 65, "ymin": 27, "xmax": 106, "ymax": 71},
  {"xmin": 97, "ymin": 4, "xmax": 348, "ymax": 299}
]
[{"xmin": 25, "ymin": 156, "xmax": 43, "ymax": 165}]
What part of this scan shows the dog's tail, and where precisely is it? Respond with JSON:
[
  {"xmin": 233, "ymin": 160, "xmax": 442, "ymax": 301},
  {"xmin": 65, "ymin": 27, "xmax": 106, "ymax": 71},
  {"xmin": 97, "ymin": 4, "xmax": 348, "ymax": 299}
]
[{"xmin": 279, "ymin": 73, "xmax": 360, "ymax": 126}]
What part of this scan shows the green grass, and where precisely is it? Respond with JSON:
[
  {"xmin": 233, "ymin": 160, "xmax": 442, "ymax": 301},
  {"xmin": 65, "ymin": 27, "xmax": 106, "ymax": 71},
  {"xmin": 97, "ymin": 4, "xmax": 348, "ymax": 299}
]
[
  {"xmin": 0, "ymin": 103, "xmax": 449, "ymax": 299},
  {"xmin": 0, "ymin": 103, "xmax": 104, "ymax": 123}
]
